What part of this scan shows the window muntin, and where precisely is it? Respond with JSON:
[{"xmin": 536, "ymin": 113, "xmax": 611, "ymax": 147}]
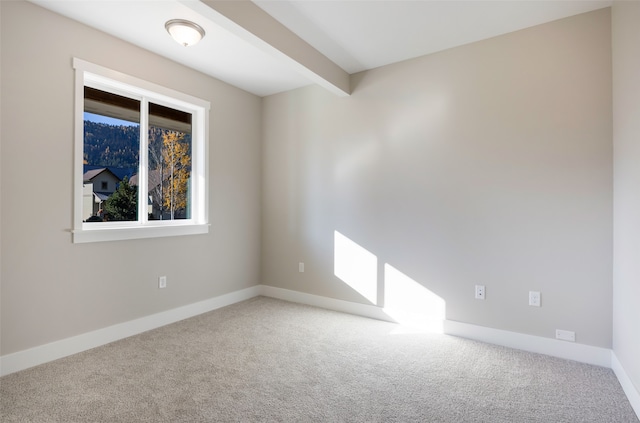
[{"xmin": 73, "ymin": 59, "xmax": 209, "ymax": 243}]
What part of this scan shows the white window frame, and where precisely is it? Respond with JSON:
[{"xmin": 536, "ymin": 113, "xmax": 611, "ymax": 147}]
[{"xmin": 72, "ymin": 58, "xmax": 210, "ymax": 243}]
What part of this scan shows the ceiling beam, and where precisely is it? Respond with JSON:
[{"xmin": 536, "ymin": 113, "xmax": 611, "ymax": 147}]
[{"xmin": 181, "ymin": 0, "xmax": 351, "ymax": 97}]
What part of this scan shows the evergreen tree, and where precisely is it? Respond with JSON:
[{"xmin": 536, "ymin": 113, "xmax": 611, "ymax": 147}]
[{"xmin": 104, "ymin": 176, "xmax": 137, "ymax": 221}]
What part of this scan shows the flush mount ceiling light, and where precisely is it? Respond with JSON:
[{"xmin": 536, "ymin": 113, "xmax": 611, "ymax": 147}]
[{"xmin": 165, "ymin": 19, "xmax": 206, "ymax": 47}]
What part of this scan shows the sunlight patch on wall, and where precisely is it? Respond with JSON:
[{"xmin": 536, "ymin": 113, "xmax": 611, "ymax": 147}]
[
  {"xmin": 334, "ymin": 231, "xmax": 378, "ymax": 304},
  {"xmin": 383, "ymin": 263, "xmax": 445, "ymax": 334}
]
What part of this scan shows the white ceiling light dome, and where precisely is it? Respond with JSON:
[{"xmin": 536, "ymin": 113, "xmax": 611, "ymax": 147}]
[{"xmin": 165, "ymin": 19, "xmax": 205, "ymax": 47}]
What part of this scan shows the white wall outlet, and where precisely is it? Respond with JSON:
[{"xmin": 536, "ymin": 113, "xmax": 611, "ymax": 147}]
[
  {"xmin": 556, "ymin": 329, "xmax": 576, "ymax": 342},
  {"xmin": 299, "ymin": 262, "xmax": 304, "ymax": 273},
  {"xmin": 475, "ymin": 285, "xmax": 485, "ymax": 300},
  {"xmin": 529, "ymin": 291, "xmax": 541, "ymax": 307},
  {"xmin": 158, "ymin": 276, "xmax": 167, "ymax": 289}
]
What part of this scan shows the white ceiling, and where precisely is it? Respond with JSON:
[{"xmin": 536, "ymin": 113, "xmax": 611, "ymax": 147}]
[
  {"xmin": 30, "ymin": 0, "xmax": 612, "ymax": 97},
  {"xmin": 254, "ymin": 0, "xmax": 613, "ymax": 74}
]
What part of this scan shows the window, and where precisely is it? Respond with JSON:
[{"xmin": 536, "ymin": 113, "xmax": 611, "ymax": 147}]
[{"xmin": 73, "ymin": 59, "xmax": 210, "ymax": 243}]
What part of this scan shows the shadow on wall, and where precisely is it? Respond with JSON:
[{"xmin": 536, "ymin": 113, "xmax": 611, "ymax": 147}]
[{"xmin": 334, "ymin": 230, "xmax": 446, "ymax": 334}]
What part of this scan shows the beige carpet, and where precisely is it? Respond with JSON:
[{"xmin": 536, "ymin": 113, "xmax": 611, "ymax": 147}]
[{"xmin": 1, "ymin": 296, "xmax": 637, "ymax": 422}]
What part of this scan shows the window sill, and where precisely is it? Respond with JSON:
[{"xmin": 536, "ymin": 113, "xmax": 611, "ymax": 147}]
[{"xmin": 72, "ymin": 223, "xmax": 209, "ymax": 243}]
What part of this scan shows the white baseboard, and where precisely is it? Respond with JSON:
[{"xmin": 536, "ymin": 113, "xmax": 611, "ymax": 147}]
[
  {"xmin": 612, "ymin": 352, "xmax": 640, "ymax": 419},
  {"xmin": 443, "ymin": 320, "xmax": 612, "ymax": 367},
  {"xmin": 258, "ymin": 285, "xmax": 395, "ymax": 322},
  {"xmin": 259, "ymin": 286, "xmax": 612, "ymax": 368},
  {"xmin": 0, "ymin": 285, "xmax": 261, "ymax": 377}
]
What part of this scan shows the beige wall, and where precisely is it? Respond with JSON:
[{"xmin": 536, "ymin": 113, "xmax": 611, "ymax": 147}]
[
  {"xmin": 0, "ymin": 1, "xmax": 262, "ymax": 355},
  {"xmin": 262, "ymin": 9, "xmax": 613, "ymax": 347},
  {"xmin": 612, "ymin": 0, "xmax": 640, "ymax": 396}
]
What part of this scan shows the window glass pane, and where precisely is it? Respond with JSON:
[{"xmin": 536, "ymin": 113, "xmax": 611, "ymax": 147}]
[
  {"xmin": 83, "ymin": 87, "xmax": 140, "ymax": 222},
  {"xmin": 148, "ymin": 103, "xmax": 192, "ymax": 220}
]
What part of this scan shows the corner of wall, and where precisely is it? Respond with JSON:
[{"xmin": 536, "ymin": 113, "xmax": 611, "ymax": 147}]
[
  {"xmin": 612, "ymin": 3, "xmax": 640, "ymax": 420},
  {"xmin": 612, "ymin": 352, "xmax": 640, "ymax": 418}
]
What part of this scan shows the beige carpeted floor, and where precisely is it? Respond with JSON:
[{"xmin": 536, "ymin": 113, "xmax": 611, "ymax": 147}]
[{"xmin": 1, "ymin": 296, "xmax": 638, "ymax": 422}]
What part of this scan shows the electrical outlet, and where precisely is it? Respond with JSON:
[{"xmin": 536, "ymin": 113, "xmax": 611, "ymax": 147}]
[
  {"xmin": 299, "ymin": 262, "xmax": 305, "ymax": 273},
  {"xmin": 529, "ymin": 291, "xmax": 541, "ymax": 307},
  {"xmin": 158, "ymin": 276, "xmax": 167, "ymax": 289},
  {"xmin": 556, "ymin": 329, "xmax": 575, "ymax": 342},
  {"xmin": 475, "ymin": 285, "xmax": 485, "ymax": 300}
]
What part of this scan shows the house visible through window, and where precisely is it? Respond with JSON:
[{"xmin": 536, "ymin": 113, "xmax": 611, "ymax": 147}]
[{"xmin": 73, "ymin": 59, "xmax": 210, "ymax": 243}]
